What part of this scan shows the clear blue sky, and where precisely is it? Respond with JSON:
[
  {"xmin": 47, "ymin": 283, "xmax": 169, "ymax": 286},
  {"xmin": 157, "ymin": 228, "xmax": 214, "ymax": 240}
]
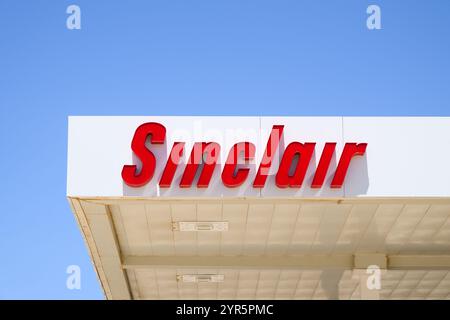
[{"xmin": 0, "ymin": 0, "xmax": 449, "ymax": 299}]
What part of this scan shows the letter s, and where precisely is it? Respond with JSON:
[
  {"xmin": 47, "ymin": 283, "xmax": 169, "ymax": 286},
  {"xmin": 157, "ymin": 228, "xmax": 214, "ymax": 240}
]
[{"xmin": 122, "ymin": 122, "xmax": 166, "ymax": 187}]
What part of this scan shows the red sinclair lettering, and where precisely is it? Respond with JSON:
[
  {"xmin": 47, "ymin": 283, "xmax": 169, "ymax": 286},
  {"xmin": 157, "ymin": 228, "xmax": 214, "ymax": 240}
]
[
  {"xmin": 253, "ymin": 125, "xmax": 284, "ymax": 188},
  {"xmin": 180, "ymin": 142, "xmax": 220, "ymax": 188},
  {"xmin": 159, "ymin": 142, "xmax": 185, "ymax": 188},
  {"xmin": 121, "ymin": 122, "xmax": 166, "ymax": 187},
  {"xmin": 276, "ymin": 141, "xmax": 316, "ymax": 188},
  {"xmin": 330, "ymin": 142, "xmax": 367, "ymax": 188},
  {"xmin": 121, "ymin": 122, "xmax": 367, "ymax": 189},
  {"xmin": 222, "ymin": 142, "xmax": 255, "ymax": 188}
]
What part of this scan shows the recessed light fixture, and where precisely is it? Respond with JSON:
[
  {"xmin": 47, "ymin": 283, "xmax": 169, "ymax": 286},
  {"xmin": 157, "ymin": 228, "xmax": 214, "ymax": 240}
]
[
  {"xmin": 173, "ymin": 221, "xmax": 228, "ymax": 232},
  {"xmin": 177, "ymin": 274, "xmax": 225, "ymax": 283}
]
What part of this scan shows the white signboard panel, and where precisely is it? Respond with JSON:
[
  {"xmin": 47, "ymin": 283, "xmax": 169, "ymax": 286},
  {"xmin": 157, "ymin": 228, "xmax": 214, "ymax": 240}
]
[{"xmin": 67, "ymin": 116, "xmax": 450, "ymax": 198}]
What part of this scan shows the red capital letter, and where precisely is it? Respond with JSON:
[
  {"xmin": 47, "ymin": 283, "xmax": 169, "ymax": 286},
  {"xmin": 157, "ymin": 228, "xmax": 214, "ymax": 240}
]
[
  {"xmin": 253, "ymin": 125, "xmax": 284, "ymax": 188},
  {"xmin": 331, "ymin": 143, "xmax": 367, "ymax": 188},
  {"xmin": 122, "ymin": 122, "xmax": 166, "ymax": 187},
  {"xmin": 276, "ymin": 142, "xmax": 315, "ymax": 188},
  {"xmin": 222, "ymin": 142, "xmax": 255, "ymax": 188}
]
